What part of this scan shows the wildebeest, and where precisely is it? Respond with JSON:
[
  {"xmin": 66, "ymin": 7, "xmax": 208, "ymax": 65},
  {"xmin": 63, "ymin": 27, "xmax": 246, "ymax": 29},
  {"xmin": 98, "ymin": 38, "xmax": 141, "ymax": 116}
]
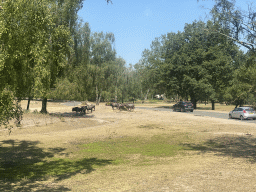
[
  {"xmin": 87, "ymin": 104, "xmax": 95, "ymax": 113},
  {"xmin": 118, "ymin": 103, "xmax": 125, "ymax": 110},
  {"xmin": 111, "ymin": 102, "xmax": 120, "ymax": 110},
  {"xmin": 117, "ymin": 103, "xmax": 135, "ymax": 111},
  {"xmin": 72, "ymin": 106, "xmax": 87, "ymax": 115},
  {"xmin": 125, "ymin": 103, "xmax": 135, "ymax": 111}
]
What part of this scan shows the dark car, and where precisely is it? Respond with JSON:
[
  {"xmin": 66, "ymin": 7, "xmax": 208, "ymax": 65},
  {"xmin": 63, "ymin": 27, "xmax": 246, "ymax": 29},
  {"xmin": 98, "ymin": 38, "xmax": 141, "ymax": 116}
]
[{"xmin": 173, "ymin": 101, "xmax": 193, "ymax": 112}]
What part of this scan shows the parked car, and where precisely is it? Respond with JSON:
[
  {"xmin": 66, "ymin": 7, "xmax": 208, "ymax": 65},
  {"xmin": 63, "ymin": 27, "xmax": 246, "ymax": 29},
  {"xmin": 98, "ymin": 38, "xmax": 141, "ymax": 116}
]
[
  {"xmin": 173, "ymin": 101, "xmax": 193, "ymax": 112},
  {"xmin": 229, "ymin": 107, "xmax": 256, "ymax": 120}
]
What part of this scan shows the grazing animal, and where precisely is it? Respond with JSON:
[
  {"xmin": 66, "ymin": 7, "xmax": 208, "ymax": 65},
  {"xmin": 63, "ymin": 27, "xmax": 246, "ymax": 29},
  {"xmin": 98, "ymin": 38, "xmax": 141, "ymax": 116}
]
[
  {"xmin": 125, "ymin": 103, "xmax": 135, "ymax": 111},
  {"xmin": 87, "ymin": 104, "xmax": 95, "ymax": 113},
  {"xmin": 111, "ymin": 102, "xmax": 119, "ymax": 110},
  {"xmin": 118, "ymin": 103, "xmax": 126, "ymax": 110},
  {"xmin": 72, "ymin": 106, "xmax": 87, "ymax": 115}
]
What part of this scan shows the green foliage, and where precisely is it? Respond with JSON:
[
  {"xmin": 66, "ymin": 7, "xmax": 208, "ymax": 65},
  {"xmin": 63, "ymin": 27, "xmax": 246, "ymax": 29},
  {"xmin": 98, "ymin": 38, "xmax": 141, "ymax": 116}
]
[
  {"xmin": 224, "ymin": 52, "xmax": 256, "ymax": 106},
  {"xmin": 61, "ymin": 26, "xmax": 141, "ymax": 103},
  {"xmin": 0, "ymin": 87, "xmax": 23, "ymax": 134},
  {"xmin": 49, "ymin": 78, "xmax": 84, "ymax": 101},
  {"xmin": 136, "ymin": 19, "xmax": 241, "ymax": 108},
  {"xmin": 0, "ymin": 87, "xmax": 15, "ymax": 129},
  {"xmin": 136, "ymin": 36, "xmax": 167, "ymax": 98},
  {"xmin": 209, "ymin": 0, "xmax": 255, "ymax": 51},
  {"xmin": 0, "ymin": 0, "xmax": 79, "ymax": 123},
  {"xmin": 1, "ymin": 0, "xmax": 46, "ymax": 98}
]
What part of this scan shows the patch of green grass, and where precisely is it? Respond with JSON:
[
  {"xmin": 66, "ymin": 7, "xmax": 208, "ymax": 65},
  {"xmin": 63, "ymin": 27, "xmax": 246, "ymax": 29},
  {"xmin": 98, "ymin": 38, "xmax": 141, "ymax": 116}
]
[
  {"xmin": 79, "ymin": 135, "xmax": 188, "ymax": 165},
  {"xmin": 0, "ymin": 134, "xmax": 194, "ymax": 182}
]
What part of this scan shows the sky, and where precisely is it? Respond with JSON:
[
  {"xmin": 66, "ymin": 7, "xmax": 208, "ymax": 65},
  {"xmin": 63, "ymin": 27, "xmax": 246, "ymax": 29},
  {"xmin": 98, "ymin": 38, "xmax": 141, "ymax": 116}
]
[{"xmin": 78, "ymin": 0, "xmax": 251, "ymax": 66}]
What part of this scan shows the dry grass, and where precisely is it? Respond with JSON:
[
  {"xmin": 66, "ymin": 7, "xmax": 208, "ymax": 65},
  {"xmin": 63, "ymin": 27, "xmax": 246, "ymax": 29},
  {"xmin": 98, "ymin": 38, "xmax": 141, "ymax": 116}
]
[
  {"xmin": 196, "ymin": 102, "xmax": 237, "ymax": 112},
  {"xmin": 1, "ymin": 100, "xmax": 256, "ymax": 191}
]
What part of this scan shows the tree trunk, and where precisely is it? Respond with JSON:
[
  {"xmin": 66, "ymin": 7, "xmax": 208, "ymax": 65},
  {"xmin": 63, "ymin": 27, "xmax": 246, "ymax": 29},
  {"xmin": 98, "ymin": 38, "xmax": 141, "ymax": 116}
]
[
  {"xmin": 211, "ymin": 100, "xmax": 215, "ymax": 110},
  {"xmin": 191, "ymin": 98, "xmax": 197, "ymax": 109},
  {"xmin": 27, "ymin": 97, "xmax": 32, "ymax": 110},
  {"xmin": 98, "ymin": 92, "xmax": 102, "ymax": 104},
  {"xmin": 144, "ymin": 89, "xmax": 150, "ymax": 101},
  {"xmin": 96, "ymin": 85, "xmax": 99, "ymax": 105},
  {"xmin": 115, "ymin": 86, "xmax": 117, "ymax": 102},
  {"xmin": 176, "ymin": 94, "xmax": 179, "ymax": 102},
  {"xmin": 16, "ymin": 98, "xmax": 22, "ymax": 125},
  {"xmin": 41, "ymin": 97, "xmax": 47, "ymax": 113},
  {"xmin": 122, "ymin": 90, "xmax": 124, "ymax": 103},
  {"xmin": 239, "ymin": 99, "xmax": 243, "ymax": 107}
]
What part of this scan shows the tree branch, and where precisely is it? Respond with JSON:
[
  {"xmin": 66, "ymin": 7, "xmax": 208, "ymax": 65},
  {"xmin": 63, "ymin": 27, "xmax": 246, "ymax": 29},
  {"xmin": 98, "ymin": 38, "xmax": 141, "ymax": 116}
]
[{"xmin": 204, "ymin": 28, "xmax": 254, "ymax": 50}]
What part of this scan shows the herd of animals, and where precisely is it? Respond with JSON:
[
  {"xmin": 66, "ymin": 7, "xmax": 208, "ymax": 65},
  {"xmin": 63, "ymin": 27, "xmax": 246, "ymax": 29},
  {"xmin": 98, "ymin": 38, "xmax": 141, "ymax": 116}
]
[
  {"xmin": 72, "ymin": 102, "xmax": 135, "ymax": 115},
  {"xmin": 72, "ymin": 104, "xmax": 95, "ymax": 115},
  {"xmin": 109, "ymin": 102, "xmax": 135, "ymax": 111}
]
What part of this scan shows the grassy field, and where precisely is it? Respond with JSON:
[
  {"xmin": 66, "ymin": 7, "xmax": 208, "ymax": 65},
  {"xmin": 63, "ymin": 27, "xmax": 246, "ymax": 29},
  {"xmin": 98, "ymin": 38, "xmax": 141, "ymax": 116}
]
[{"xmin": 1, "ymin": 100, "xmax": 256, "ymax": 191}]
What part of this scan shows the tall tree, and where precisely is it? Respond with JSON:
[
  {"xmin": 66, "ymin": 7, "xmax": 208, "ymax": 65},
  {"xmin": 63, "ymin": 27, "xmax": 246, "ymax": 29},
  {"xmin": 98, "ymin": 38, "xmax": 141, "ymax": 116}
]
[
  {"xmin": 137, "ymin": 36, "xmax": 167, "ymax": 100},
  {"xmin": 90, "ymin": 32, "xmax": 116, "ymax": 104},
  {"xmin": 198, "ymin": 0, "xmax": 255, "ymax": 51},
  {"xmin": 0, "ymin": 0, "xmax": 52, "ymax": 127},
  {"xmin": 204, "ymin": 0, "xmax": 256, "ymax": 106},
  {"xmin": 143, "ymin": 20, "xmax": 239, "ymax": 109}
]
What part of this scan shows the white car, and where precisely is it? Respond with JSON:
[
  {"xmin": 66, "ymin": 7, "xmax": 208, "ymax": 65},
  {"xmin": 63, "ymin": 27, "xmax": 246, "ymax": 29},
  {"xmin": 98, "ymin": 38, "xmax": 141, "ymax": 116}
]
[{"xmin": 229, "ymin": 107, "xmax": 256, "ymax": 120}]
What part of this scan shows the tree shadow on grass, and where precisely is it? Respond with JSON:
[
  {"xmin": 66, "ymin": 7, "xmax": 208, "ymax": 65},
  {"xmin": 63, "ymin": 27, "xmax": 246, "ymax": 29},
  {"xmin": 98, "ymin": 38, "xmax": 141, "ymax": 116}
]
[
  {"xmin": 0, "ymin": 140, "xmax": 112, "ymax": 191},
  {"xmin": 183, "ymin": 135, "xmax": 256, "ymax": 163}
]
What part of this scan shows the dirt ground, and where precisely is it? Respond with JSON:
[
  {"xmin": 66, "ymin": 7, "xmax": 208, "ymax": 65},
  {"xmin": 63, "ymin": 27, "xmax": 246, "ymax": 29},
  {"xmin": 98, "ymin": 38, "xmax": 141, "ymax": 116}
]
[{"xmin": 1, "ymin": 100, "xmax": 256, "ymax": 191}]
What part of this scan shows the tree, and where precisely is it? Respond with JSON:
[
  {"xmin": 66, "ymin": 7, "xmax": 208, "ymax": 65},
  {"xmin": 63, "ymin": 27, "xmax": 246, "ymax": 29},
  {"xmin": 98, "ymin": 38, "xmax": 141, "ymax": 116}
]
[
  {"xmin": 0, "ymin": 87, "xmax": 23, "ymax": 134},
  {"xmin": 90, "ymin": 32, "xmax": 116, "ymax": 104},
  {"xmin": 224, "ymin": 51, "xmax": 256, "ymax": 107},
  {"xmin": 209, "ymin": 0, "xmax": 255, "ymax": 51},
  {"xmin": 201, "ymin": 0, "xmax": 256, "ymax": 106},
  {"xmin": 0, "ymin": 0, "xmax": 115, "ymax": 131},
  {"xmin": 39, "ymin": 0, "xmax": 113, "ymax": 112},
  {"xmin": 136, "ymin": 36, "xmax": 167, "ymax": 101},
  {"xmin": 161, "ymin": 32, "xmax": 185, "ymax": 100},
  {"xmin": 141, "ymin": 20, "xmax": 239, "ymax": 109},
  {"xmin": 183, "ymin": 21, "xmax": 238, "ymax": 109},
  {"xmin": 0, "ymin": 0, "xmax": 55, "ymax": 130}
]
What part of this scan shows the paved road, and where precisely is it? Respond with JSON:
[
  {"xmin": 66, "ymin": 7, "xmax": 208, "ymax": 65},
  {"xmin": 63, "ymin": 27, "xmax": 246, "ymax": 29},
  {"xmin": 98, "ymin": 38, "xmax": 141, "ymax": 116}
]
[{"xmin": 136, "ymin": 107, "xmax": 256, "ymax": 124}]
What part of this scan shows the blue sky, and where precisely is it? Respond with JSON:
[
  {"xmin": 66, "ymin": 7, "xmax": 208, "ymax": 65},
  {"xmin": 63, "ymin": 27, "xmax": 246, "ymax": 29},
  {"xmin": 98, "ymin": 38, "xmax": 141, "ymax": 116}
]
[{"xmin": 78, "ymin": 0, "xmax": 250, "ymax": 66}]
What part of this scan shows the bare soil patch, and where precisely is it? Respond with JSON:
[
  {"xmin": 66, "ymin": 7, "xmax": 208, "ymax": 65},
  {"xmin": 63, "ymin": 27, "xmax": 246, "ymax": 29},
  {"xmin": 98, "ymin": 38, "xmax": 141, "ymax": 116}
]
[{"xmin": 1, "ymin": 101, "xmax": 256, "ymax": 191}]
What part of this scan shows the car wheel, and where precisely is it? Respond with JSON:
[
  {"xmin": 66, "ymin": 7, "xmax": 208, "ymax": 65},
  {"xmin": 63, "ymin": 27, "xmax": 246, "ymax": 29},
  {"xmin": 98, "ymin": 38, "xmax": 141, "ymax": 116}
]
[
  {"xmin": 240, "ymin": 115, "xmax": 244, "ymax": 120},
  {"xmin": 229, "ymin": 114, "xmax": 232, "ymax": 119}
]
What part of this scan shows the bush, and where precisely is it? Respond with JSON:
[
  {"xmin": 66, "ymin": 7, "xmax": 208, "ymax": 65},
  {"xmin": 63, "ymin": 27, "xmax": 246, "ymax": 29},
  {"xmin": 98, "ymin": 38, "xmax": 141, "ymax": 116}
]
[
  {"xmin": 105, "ymin": 102, "xmax": 112, "ymax": 106},
  {"xmin": 0, "ymin": 87, "xmax": 23, "ymax": 134}
]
